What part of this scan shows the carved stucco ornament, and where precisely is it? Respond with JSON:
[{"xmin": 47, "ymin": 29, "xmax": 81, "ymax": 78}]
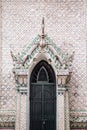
[
  {"xmin": 0, "ymin": 111, "xmax": 15, "ymax": 128},
  {"xmin": 11, "ymin": 18, "xmax": 74, "ymax": 94}
]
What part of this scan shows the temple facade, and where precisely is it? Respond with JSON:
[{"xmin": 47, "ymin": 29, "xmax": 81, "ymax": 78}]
[{"xmin": 0, "ymin": 0, "xmax": 87, "ymax": 130}]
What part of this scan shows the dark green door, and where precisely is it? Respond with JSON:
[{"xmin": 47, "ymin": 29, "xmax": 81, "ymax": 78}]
[{"xmin": 30, "ymin": 60, "xmax": 56, "ymax": 130}]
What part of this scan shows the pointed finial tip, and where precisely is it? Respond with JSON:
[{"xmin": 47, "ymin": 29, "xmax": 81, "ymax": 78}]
[
  {"xmin": 42, "ymin": 17, "xmax": 44, "ymax": 24},
  {"xmin": 41, "ymin": 17, "xmax": 45, "ymax": 36}
]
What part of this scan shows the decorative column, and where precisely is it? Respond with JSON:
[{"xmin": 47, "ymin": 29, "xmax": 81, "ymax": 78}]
[
  {"xmin": 57, "ymin": 69, "xmax": 70, "ymax": 130},
  {"xmin": 13, "ymin": 69, "xmax": 28, "ymax": 130},
  {"xmin": 65, "ymin": 89, "xmax": 70, "ymax": 130}
]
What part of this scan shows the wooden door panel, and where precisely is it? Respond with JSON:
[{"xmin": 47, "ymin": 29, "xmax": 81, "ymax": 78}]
[
  {"xmin": 30, "ymin": 121, "xmax": 42, "ymax": 130},
  {"xmin": 30, "ymin": 83, "xmax": 56, "ymax": 130}
]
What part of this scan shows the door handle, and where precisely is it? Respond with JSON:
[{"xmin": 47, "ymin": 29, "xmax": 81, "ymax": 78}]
[{"xmin": 43, "ymin": 121, "xmax": 45, "ymax": 125}]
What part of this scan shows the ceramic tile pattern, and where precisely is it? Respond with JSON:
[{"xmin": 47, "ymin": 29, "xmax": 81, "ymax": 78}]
[{"xmin": 0, "ymin": 0, "xmax": 87, "ymax": 129}]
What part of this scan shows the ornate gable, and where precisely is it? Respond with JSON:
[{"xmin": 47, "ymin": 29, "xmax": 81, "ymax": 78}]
[
  {"xmin": 11, "ymin": 18, "xmax": 74, "ymax": 71},
  {"xmin": 11, "ymin": 18, "xmax": 74, "ymax": 93}
]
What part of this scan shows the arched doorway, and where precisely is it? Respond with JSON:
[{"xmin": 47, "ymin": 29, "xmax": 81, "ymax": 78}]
[{"xmin": 30, "ymin": 60, "xmax": 56, "ymax": 130}]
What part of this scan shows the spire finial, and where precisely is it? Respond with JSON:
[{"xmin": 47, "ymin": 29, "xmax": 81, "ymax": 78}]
[
  {"xmin": 40, "ymin": 17, "xmax": 45, "ymax": 49},
  {"xmin": 42, "ymin": 17, "xmax": 45, "ymax": 38}
]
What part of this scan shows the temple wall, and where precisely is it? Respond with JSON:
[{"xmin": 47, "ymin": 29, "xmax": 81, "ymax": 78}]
[
  {"xmin": 0, "ymin": 0, "xmax": 87, "ymax": 129},
  {"xmin": 0, "ymin": 0, "xmax": 2, "ymax": 109},
  {"xmin": 1, "ymin": 0, "xmax": 86, "ymax": 111}
]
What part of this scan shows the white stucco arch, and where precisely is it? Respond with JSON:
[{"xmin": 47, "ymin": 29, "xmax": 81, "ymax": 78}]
[
  {"xmin": 27, "ymin": 52, "xmax": 58, "ymax": 130},
  {"xmin": 28, "ymin": 51, "xmax": 58, "ymax": 79}
]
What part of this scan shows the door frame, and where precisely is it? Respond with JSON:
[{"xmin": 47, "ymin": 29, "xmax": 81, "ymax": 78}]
[
  {"xmin": 14, "ymin": 57, "xmax": 71, "ymax": 130},
  {"xmin": 27, "ymin": 58, "xmax": 58, "ymax": 130}
]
